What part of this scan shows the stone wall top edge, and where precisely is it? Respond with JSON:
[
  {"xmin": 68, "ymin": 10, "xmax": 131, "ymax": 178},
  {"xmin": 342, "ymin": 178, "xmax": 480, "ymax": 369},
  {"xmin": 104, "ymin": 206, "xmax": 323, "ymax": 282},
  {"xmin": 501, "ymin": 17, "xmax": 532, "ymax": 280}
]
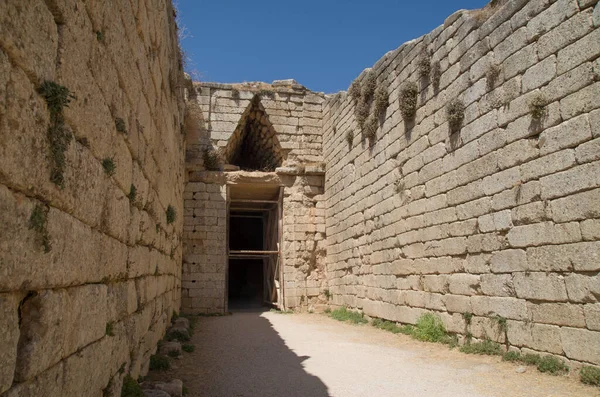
[{"xmin": 193, "ymin": 81, "xmax": 326, "ymax": 98}]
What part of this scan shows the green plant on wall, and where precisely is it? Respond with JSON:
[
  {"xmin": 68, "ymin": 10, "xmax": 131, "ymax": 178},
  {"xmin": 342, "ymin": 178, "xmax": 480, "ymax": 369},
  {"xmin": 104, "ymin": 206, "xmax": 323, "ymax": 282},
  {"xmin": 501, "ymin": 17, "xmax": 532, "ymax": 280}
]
[
  {"xmin": 115, "ymin": 117, "xmax": 127, "ymax": 134},
  {"xmin": 364, "ymin": 114, "xmax": 378, "ymax": 141},
  {"xmin": 354, "ymin": 100, "xmax": 370, "ymax": 128},
  {"xmin": 346, "ymin": 130, "xmax": 354, "ymax": 149},
  {"xmin": 102, "ymin": 157, "xmax": 116, "ymax": 176},
  {"xmin": 418, "ymin": 52, "xmax": 431, "ymax": 79},
  {"xmin": 127, "ymin": 184, "xmax": 137, "ymax": 203},
  {"xmin": 349, "ymin": 79, "xmax": 361, "ymax": 101},
  {"xmin": 399, "ymin": 82, "xmax": 418, "ymax": 121},
  {"xmin": 446, "ymin": 98, "xmax": 465, "ymax": 133},
  {"xmin": 529, "ymin": 94, "xmax": 547, "ymax": 120},
  {"xmin": 38, "ymin": 81, "xmax": 76, "ymax": 187},
  {"xmin": 29, "ymin": 204, "xmax": 51, "ymax": 253},
  {"xmin": 166, "ymin": 205, "xmax": 176, "ymax": 225},
  {"xmin": 374, "ymin": 84, "xmax": 389, "ymax": 116},
  {"xmin": 486, "ymin": 64, "xmax": 501, "ymax": 91},
  {"xmin": 431, "ymin": 61, "xmax": 441, "ymax": 90},
  {"xmin": 361, "ymin": 70, "xmax": 377, "ymax": 101}
]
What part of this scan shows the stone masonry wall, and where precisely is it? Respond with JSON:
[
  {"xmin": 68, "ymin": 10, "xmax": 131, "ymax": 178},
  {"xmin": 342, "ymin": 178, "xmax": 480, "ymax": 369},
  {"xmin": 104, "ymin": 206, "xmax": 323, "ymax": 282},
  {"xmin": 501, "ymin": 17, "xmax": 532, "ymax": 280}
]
[
  {"xmin": 0, "ymin": 0, "xmax": 185, "ymax": 395},
  {"xmin": 182, "ymin": 175, "xmax": 227, "ymax": 314},
  {"xmin": 323, "ymin": 0, "xmax": 600, "ymax": 367}
]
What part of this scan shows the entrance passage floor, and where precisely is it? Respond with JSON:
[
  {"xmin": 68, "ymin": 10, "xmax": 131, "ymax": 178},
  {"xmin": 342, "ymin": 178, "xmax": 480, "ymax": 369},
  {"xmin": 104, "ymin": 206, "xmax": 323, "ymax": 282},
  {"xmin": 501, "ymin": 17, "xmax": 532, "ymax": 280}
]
[{"xmin": 147, "ymin": 312, "xmax": 595, "ymax": 397}]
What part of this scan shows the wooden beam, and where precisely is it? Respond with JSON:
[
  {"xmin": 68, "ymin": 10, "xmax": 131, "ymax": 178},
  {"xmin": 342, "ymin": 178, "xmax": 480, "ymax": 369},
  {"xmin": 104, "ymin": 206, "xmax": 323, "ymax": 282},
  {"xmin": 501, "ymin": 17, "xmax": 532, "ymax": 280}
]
[
  {"xmin": 229, "ymin": 250, "xmax": 279, "ymax": 255},
  {"xmin": 230, "ymin": 199, "xmax": 279, "ymax": 204}
]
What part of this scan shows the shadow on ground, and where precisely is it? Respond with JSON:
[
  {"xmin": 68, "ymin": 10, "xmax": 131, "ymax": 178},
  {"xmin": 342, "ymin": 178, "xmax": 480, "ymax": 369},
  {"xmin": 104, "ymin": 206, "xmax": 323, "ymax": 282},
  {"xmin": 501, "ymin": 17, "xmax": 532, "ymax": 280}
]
[{"xmin": 147, "ymin": 311, "xmax": 330, "ymax": 397}]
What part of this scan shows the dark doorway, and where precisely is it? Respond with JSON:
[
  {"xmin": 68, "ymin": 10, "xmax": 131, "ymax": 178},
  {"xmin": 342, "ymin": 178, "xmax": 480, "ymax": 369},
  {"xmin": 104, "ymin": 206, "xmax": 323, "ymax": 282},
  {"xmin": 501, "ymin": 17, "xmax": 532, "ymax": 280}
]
[
  {"xmin": 228, "ymin": 259, "xmax": 264, "ymax": 308},
  {"xmin": 228, "ymin": 213, "xmax": 265, "ymax": 310},
  {"xmin": 227, "ymin": 186, "xmax": 282, "ymax": 312}
]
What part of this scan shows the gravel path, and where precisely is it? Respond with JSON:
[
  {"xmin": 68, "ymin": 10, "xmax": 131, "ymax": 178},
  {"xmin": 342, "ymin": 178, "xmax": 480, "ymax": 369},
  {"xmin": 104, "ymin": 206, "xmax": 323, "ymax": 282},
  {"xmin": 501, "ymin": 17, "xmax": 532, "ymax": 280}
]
[{"xmin": 147, "ymin": 311, "xmax": 598, "ymax": 397}]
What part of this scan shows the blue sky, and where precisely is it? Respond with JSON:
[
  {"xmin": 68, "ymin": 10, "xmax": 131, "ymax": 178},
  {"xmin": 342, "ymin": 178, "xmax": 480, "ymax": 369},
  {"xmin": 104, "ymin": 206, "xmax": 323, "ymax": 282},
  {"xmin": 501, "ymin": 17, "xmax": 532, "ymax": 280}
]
[{"xmin": 176, "ymin": 1, "xmax": 489, "ymax": 94}]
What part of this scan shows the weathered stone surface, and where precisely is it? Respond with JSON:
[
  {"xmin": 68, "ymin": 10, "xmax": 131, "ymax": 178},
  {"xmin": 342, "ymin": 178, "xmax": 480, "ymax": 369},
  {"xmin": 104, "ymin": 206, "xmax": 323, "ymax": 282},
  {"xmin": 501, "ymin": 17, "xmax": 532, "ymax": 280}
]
[
  {"xmin": 560, "ymin": 327, "xmax": 600, "ymax": 364},
  {"xmin": 585, "ymin": 304, "xmax": 600, "ymax": 331},
  {"xmin": 513, "ymin": 273, "xmax": 568, "ymax": 302},
  {"xmin": 15, "ymin": 285, "xmax": 108, "ymax": 381},
  {"xmin": 490, "ymin": 249, "xmax": 527, "ymax": 273},
  {"xmin": 527, "ymin": 242, "xmax": 600, "ymax": 272},
  {"xmin": 530, "ymin": 303, "xmax": 586, "ymax": 328},
  {"xmin": 0, "ymin": 294, "xmax": 20, "ymax": 394},
  {"xmin": 155, "ymin": 379, "xmax": 183, "ymax": 397},
  {"xmin": 173, "ymin": 317, "xmax": 190, "ymax": 329},
  {"xmin": 159, "ymin": 341, "xmax": 182, "ymax": 356},
  {"xmin": 0, "ymin": 0, "xmax": 183, "ymax": 393},
  {"xmin": 565, "ymin": 274, "xmax": 600, "ymax": 303},
  {"xmin": 507, "ymin": 321, "xmax": 564, "ymax": 355},
  {"xmin": 144, "ymin": 390, "xmax": 171, "ymax": 397}
]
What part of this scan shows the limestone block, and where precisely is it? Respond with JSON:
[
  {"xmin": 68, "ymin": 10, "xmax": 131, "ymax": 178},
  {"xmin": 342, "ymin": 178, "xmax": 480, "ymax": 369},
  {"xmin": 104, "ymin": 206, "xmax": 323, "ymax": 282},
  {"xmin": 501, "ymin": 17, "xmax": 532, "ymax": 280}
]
[
  {"xmin": 576, "ymin": 137, "xmax": 600, "ymax": 163},
  {"xmin": 548, "ymin": 188, "xmax": 600, "ymax": 223},
  {"xmin": 565, "ymin": 273, "xmax": 600, "ymax": 302},
  {"xmin": 539, "ymin": 113, "xmax": 592, "ymax": 156},
  {"xmin": 540, "ymin": 161, "xmax": 600, "ymax": 200},
  {"xmin": 522, "ymin": 55, "xmax": 557, "ymax": 92},
  {"xmin": 520, "ymin": 149, "xmax": 576, "ymax": 182},
  {"xmin": 595, "ymin": 1, "xmax": 600, "ymax": 26},
  {"xmin": 480, "ymin": 274, "xmax": 515, "ymax": 297},
  {"xmin": 144, "ymin": 390, "xmax": 171, "ymax": 397},
  {"xmin": 530, "ymin": 303, "xmax": 586, "ymax": 328},
  {"xmin": 483, "ymin": 168, "xmax": 522, "ymax": 197},
  {"xmin": 560, "ymin": 327, "xmax": 600, "ymax": 364},
  {"xmin": 491, "ymin": 249, "xmax": 527, "ymax": 274},
  {"xmin": 0, "ymin": 293, "xmax": 20, "ymax": 394},
  {"xmin": 497, "ymin": 139, "xmax": 538, "ymax": 170},
  {"xmin": 507, "ymin": 221, "xmax": 581, "ymax": 247},
  {"xmin": 581, "ymin": 219, "xmax": 600, "ymax": 240},
  {"xmin": 153, "ymin": 378, "xmax": 185, "ymax": 396},
  {"xmin": 513, "ymin": 273, "xmax": 568, "ymax": 302},
  {"xmin": 422, "ymin": 275, "xmax": 449, "ymax": 293},
  {"xmin": 471, "ymin": 296, "xmax": 527, "ymax": 321},
  {"xmin": 0, "ymin": 0, "xmax": 58, "ymax": 81},
  {"xmin": 470, "ymin": 317, "xmax": 505, "ymax": 343},
  {"xmin": 585, "ymin": 304, "xmax": 600, "ymax": 331},
  {"xmin": 559, "ymin": 82, "xmax": 600, "ymax": 121},
  {"xmin": 107, "ymin": 280, "xmax": 138, "ymax": 321},
  {"xmin": 62, "ymin": 338, "xmax": 112, "ymax": 397},
  {"xmin": 457, "ymin": 197, "xmax": 491, "ymax": 221},
  {"xmin": 465, "ymin": 254, "xmax": 491, "ymax": 274},
  {"xmin": 494, "ymin": 27, "xmax": 528, "ymax": 63},
  {"xmin": 542, "ymin": 61, "xmax": 595, "ymax": 103},
  {"xmin": 448, "ymin": 274, "xmax": 480, "ymax": 296},
  {"xmin": 174, "ymin": 317, "xmax": 190, "ymax": 329},
  {"xmin": 159, "ymin": 341, "xmax": 181, "ymax": 356},
  {"xmin": 15, "ymin": 285, "xmax": 107, "ymax": 381},
  {"xmin": 511, "ymin": 202, "xmax": 546, "ymax": 226},
  {"xmin": 467, "ymin": 233, "xmax": 504, "ymax": 253},
  {"xmin": 557, "ymin": 27, "xmax": 600, "ymax": 75},
  {"xmin": 2, "ymin": 362, "xmax": 64, "ymax": 397},
  {"xmin": 503, "ymin": 44, "xmax": 538, "ymax": 80},
  {"xmin": 527, "ymin": 242, "xmax": 600, "ymax": 272},
  {"xmin": 444, "ymin": 294, "xmax": 472, "ymax": 313},
  {"xmin": 537, "ymin": 8, "xmax": 594, "ymax": 61},
  {"xmin": 507, "ymin": 321, "xmax": 564, "ymax": 355}
]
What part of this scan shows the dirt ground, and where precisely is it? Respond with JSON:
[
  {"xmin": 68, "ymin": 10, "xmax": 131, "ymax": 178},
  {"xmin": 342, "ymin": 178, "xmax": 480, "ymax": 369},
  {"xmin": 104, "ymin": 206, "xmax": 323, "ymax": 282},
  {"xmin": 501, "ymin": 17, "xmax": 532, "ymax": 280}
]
[{"xmin": 146, "ymin": 311, "xmax": 599, "ymax": 397}]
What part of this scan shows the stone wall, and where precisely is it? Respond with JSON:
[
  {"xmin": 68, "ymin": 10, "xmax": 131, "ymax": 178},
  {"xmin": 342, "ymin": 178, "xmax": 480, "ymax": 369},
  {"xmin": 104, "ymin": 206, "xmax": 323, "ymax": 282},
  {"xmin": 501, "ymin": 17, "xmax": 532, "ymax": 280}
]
[
  {"xmin": 182, "ymin": 176, "xmax": 228, "ymax": 314},
  {"xmin": 0, "ymin": 0, "xmax": 186, "ymax": 395},
  {"xmin": 323, "ymin": 0, "xmax": 600, "ymax": 366}
]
